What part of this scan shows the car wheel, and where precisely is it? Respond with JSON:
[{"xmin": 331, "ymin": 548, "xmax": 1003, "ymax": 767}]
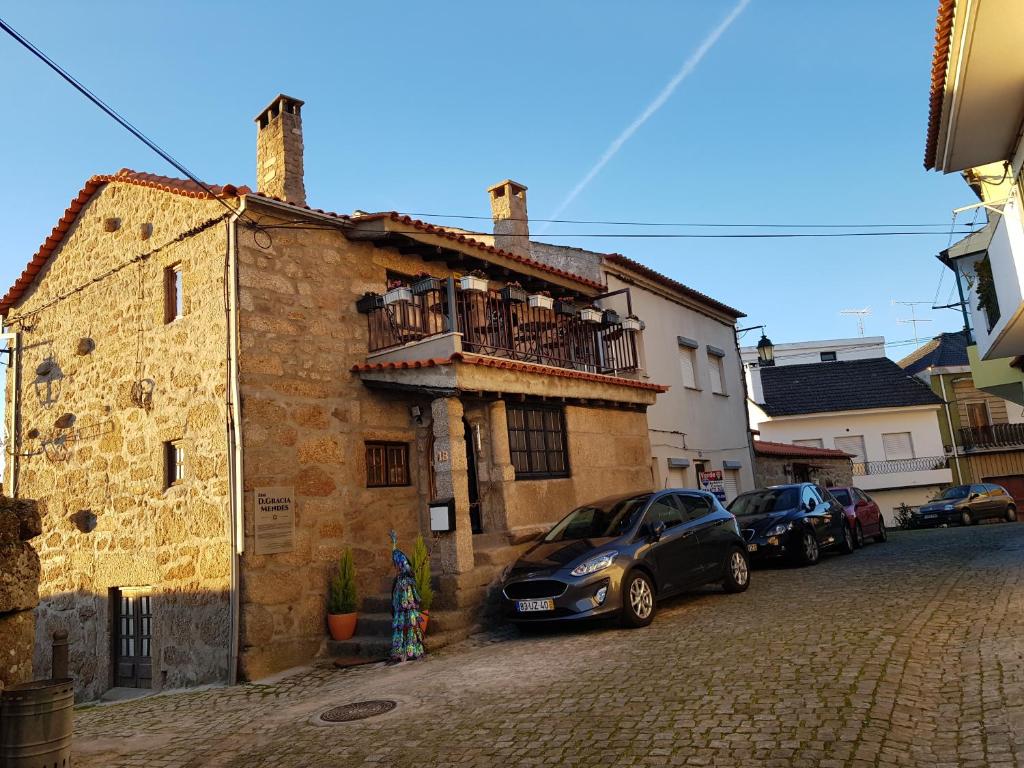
[
  {"xmin": 874, "ymin": 518, "xmax": 887, "ymax": 543},
  {"xmin": 722, "ymin": 548, "xmax": 750, "ymax": 593},
  {"xmin": 796, "ymin": 529, "xmax": 819, "ymax": 566},
  {"xmin": 620, "ymin": 570, "xmax": 656, "ymax": 628},
  {"xmin": 1007, "ymin": 505, "xmax": 1017, "ymax": 523},
  {"xmin": 961, "ymin": 510, "xmax": 974, "ymax": 526},
  {"xmin": 838, "ymin": 523, "xmax": 855, "ymax": 554},
  {"xmin": 854, "ymin": 522, "xmax": 864, "ymax": 549}
]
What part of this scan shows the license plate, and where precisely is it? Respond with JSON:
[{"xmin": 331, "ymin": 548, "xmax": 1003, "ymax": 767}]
[
  {"xmin": 923, "ymin": 514, "xmax": 937, "ymax": 519},
  {"xmin": 516, "ymin": 599, "xmax": 554, "ymax": 613},
  {"xmin": 747, "ymin": 544, "xmax": 758, "ymax": 553}
]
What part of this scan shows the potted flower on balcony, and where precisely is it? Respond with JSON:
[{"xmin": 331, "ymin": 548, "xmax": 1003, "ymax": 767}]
[
  {"xmin": 621, "ymin": 315, "xmax": 643, "ymax": 332},
  {"xmin": 579, "ymin": 306, "xmax": 602, "ymax": 324},
  {"xmin": 601, "ymin": 308, "xmax": 621, "ymax": 326},
  {"xmin": 411, "ymin": 272, "xmax": 443, "ymax": 296},
  {"xmin": 384, "ymin": 279, "xmax": 413, "ymax": 305},
  {"xmin": 554, "ymin": 297, "xmax": 578, "ymax": 317},
  {"xmin": 410, "ymin": 534, "xmax": 434, "ymax": 634},
  {"xmin": 327, "ymin": 548, "xmax": 358, "ymax": 641},
  {"xmin": 528, "ymin": 290, "xmax": 554, "ymax": 311},
  {"xmin": 500, "ymin": 280, "xmax": 527, "ymax": 304},
  {"xmin": 460, "ymin": 269, "xmax": 489, "ymax": 293},
  {"xmin": 356, "ymin": 292, "xmax": 384, "ymax": 314}
]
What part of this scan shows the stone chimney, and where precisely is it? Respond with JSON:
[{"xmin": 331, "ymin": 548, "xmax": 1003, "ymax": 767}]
[
  {"xmin": 254, "ymin": 94, "xmax": 306, "ymax": 205},
  {"xmin": 488, "ymin": 179, "xmax": 529, "ymax": 258}
]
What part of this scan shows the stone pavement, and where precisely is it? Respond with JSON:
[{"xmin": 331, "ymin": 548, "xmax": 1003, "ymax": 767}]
[{"xmin": 73, "ymin": 524, "xmax": 1024, "ymax": 767}]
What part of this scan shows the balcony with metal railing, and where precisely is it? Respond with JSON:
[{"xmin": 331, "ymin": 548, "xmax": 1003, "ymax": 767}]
[
  {"xmin": 958, "ymin": 423, "xmax": 1024, "ymax": 452},
  {"xmin": 851, "ymin": 455, "xmax": 952, "ymax": 491}
]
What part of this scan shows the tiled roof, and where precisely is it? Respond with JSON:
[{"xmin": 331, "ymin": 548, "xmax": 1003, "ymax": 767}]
[
  {"xmin": 352, "ymin": 212, "xmax": 605, "ymax": 291},
  {"xmin": 924, "ymin": 0, "xmax": 958, "ymax": 169},
  {"xmin": 898, "ymin": 331, "xmax": 970, "ymax": 376},
  {"xmin": 759, "ymin": 357, "xmax": 944, "ymax": 417},
  {"xmin": 753, "ymin": 440, "xmax": 852, "ymax": 460},
  {"xmin": 604, "ymin": 253, "xmax": 745, "ymax": 318},
  {"xmin": 1, "ymin": 169, "xmax": 249, "ymax": 317},
  {"xmin": 352, "ymin": 352, "xmax": 669, "ymax": 392}
]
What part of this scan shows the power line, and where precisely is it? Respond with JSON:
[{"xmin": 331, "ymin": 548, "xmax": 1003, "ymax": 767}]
[{"xmin": 0, "ymin": 16, "xmax": 254, "ymax": 227}]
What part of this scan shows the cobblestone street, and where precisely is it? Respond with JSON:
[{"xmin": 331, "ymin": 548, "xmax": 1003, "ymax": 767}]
[{"xmin": 73, "ymin": 524, "xmax": 1024, "ymax": 767}]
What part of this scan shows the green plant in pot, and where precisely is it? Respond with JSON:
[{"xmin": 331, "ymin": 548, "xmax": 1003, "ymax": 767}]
[
  {"xmin": 327, "ymin": 549, "xmax": 358, "ymax": 641},
  {"xmin": 410, "ymin": 535, "xmax": 434, "ymax": 633}
]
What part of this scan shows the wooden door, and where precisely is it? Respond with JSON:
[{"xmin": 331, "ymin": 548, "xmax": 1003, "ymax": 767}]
[{"xmin": 113, "ymin": 588, "xmax": 153, "ymax": 689}]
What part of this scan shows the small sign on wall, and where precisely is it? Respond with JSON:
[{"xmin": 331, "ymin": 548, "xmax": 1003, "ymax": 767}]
[
  {"xmin": 699, "ymin": 471, "xmax": 727, "ymax": 503},
  {"xmin": 254, "ymin": 486, "xmax": 295, "ymax": 555}
]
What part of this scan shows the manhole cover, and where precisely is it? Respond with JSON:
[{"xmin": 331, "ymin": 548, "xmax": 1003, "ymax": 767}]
[{"xmin": 319, "ymin": 699, "xmax": 397, "ymax": 723}]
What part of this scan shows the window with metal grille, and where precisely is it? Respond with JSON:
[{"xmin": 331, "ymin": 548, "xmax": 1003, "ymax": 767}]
[
  {"xmin": 164, "ymin": 440, "xmax": 184, "ymax": 488},
  {"xmin": 507, "ymin": 404, "xmax": 570, "ymax": 479},
  {"xmin": 164, "ymin": 264, "xmax": 183, "ymax": 323},
  {"xmin": 365, "ymin": 442, "xmax": 410, "ymax": 487}
]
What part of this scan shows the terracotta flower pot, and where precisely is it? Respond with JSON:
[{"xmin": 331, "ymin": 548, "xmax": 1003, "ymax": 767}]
[
  {"xmin": 419, "ymin": 610, "xmax": 430, "ymax": 635},
  {"xmin": 327, "ymin": 612, "xmax": 358, "ymax": 641}
]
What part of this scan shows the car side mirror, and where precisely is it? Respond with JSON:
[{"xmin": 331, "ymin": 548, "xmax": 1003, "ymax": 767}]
[
  {"xmin": 650, "ymin": 520, "xmax": 666, "ymax": 542},
  {"xmin": 806, "ymin": 498, "xmax": 817, "ymax": 512},
  {"xmin": 969, "ymin": 492, "xmax": 980, "ymax": 500}
]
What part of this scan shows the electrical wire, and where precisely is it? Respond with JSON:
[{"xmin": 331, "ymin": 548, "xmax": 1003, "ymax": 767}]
[{"xmin": 402, "ymin": 213, "xmax": 978, "ymax": 229}]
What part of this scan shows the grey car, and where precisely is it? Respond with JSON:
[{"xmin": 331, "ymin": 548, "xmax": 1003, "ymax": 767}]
[
  {"xmin": 914, "ymin": 483, "xmax": 1018, "ymax": 527},
  {"xmin": 500, "ymin": 489, "xmax": 750, "ymax": 628}
]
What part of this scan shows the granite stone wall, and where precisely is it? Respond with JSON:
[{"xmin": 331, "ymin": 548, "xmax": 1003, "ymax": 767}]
[{"xmin": 0, "ymin": 497, "xmax": 41, "ymax": 691}]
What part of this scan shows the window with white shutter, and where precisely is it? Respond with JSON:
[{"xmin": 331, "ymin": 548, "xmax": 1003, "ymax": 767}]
[
  {"xmin": 793, "ymin": 439, "xmax": 824, "ymax": 448},
  {"xmin": 882, "ymin": 432, "xmax": 914, "ymax": 460},
  {"xmin": 708, "ymin": 353, "xmax": 725, "ymax": 395},
  {"xmin": 834, "ymin": 435, "xmax": 866, "ymax": 462},
  {"xmin": 680, "ymin": 348, "xmax": 698, "ymax": 389},
  {"xmin": 723, "ymin": 469, "xmax": 740, "ymax": 502}
]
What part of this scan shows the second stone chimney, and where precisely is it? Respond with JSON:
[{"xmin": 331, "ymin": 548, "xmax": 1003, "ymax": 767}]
[
  {"xmin": 254, "ymin": 94, "xmax": 306, "ymax": 206},
  {"xmin": 489, "ymin": 179, "xmax": 529, "ymax": 258}
]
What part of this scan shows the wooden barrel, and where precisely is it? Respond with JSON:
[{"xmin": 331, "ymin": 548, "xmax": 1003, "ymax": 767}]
[{"xmin": 0, "ymin": 678, "xmax": 74, "ymax": 768}]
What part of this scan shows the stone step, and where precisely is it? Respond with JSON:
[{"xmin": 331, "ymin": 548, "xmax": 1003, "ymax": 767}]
[
  {"xmin": 326, "ymin": 634, "xmax": 392, "ymax": 659},
  {"xmin": 361, "ymin": 594, "xmax": 393, "ymax": 614}
]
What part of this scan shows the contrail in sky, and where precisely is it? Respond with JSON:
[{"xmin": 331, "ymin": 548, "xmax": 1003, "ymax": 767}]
[{"xmin": 543, "ymin": 0, "xmax": 752, "ymax": 228}]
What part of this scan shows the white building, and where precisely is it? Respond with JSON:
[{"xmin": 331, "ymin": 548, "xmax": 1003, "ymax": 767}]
[
  {"xmin": 748, "ymin": 357, "xmax": 952, "ymax": 525},
  {"xmin": 740, "ymin": 336, "xmax": 886, "ymax": 367}
]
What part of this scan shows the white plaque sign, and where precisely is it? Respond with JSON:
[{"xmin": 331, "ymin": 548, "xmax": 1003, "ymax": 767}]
[{"xmin": 254, "ymin": 486, "xmax": 295, "ymax": 555}]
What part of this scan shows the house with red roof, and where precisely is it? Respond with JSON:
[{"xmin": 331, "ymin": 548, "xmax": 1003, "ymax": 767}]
[{"xmin": 1, "ymin": 95, "xmax": 668, "ymax": 699}]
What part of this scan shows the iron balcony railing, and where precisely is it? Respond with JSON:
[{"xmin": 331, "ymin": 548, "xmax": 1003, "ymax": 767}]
[
  {"xmin": 958, "ymin": 423, "xmax": 1024, "ymax": 451},
  {"xmin": 363, "ymin": 283, "xmax": 640, "ymax": 375},
  {"xmin": 851, "ymin": 456, "xmax": 948, "ymax": 476}
]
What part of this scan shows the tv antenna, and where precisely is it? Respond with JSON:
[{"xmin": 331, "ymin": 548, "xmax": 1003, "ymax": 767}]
[
  {"xmin": 892, "ymin": 300, "xmax": 933, "ymax": 345},
  {"xmin": 840, "ymin": 307, "xmax": 871, "ymax": 337}
]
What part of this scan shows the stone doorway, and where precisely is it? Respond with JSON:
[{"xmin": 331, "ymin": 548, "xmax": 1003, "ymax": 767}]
[
  {"xmin": 112, "ymin": 588, "xmax": 153, "ymax": 689},
  {"xmin": 464, "ymin": 418, "xmax": 483, "ymax": 534}
]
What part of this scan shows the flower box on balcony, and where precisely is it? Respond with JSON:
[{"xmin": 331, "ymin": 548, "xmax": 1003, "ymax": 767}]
[
  {"xmin": 384, "ymin": 286, "xmax": 413, "ymax": 305},
  {"xmin": 356, "ymin": 293, "xmax": 384, "ymax": 314},
  {"xmin": 528, "ymin": 294, "xmax": 554, "ymax": 311},
  {"xmin": 602, "ymin": 309, "xmax": 621, "ymax": 326},
  {"xmin": 500, "ymin": 284, "xmax": 527, "ymax": 304},
  {"xmin": 621, "ymin": 316, "xmax": 642, "ymax": 332},
  {"xmin": 412, "ymin": 276, "xmax": 443, "ymax": 296},
  {"xmin": 554, "ymin": 300, "xmax": 578, "ymax": 317},
  {"xmin": 460, "ymin": 275, "xmax": 489, "ymax": 293},
  {"xmin": 579, "ymin": 307, "xmax": 602, "ymax": 324}
]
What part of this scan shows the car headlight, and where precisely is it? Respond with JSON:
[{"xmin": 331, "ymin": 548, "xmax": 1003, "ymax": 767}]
[
  {"xmin": 570, "ymin": 551, "xmax": 618, "ymax": 577},
  {"xmin": 943, "ymin": 504, "xmax": 955, "ymax": 511},
  {"xmin": 764, "ymin": 522, "xmax": 793, "ymax": 537}
]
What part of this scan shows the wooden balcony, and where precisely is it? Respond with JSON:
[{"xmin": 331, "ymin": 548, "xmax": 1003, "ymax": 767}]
[{"xmin": 959, "ymin": 423, "xmax": 1024, "ymax": 451}]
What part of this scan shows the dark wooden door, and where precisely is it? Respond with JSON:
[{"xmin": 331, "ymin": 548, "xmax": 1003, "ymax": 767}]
[
  {"xmin": 464, "ymin": 419, "xmax": 482, "ymax": 534},
  {"xmin": 113, "ymin": 589, "xmax": 152, "ymax": 689}
]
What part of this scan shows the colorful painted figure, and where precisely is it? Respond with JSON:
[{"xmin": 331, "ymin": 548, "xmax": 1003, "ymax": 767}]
[{"xmin": 389, "ymin": 530, "xmax": 424, "ymax": 662}]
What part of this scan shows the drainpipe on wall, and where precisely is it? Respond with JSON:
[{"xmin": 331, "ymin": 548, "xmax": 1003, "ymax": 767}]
[
  {"xmin": 938, "ymin": 373, "xmax": 964, "ymax": 484},
  {"xmin": 1, "ymin": 330, "xmax": 19, "ymax": 496},
  {"xmin": 225, "ymin": 203, "xmax": 247, "ymax": 686}
]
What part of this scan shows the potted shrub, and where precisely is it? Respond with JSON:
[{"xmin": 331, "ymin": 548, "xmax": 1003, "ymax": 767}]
[
  {"xmin": 411, "ymin": 273, "xmax": 443, "ymax": 296},
  {"xmin": 554, "ymin": 297, "xmax": 578, "ymax": 317},
  {"xmin": 460, "ymin": 269, "xmax": 490, "ymax": 293},
  {"xmin": 384, "ymin": 280, "xmax": 412, "ymax": 305},
  {"xmin": 579, "ymin": 306, "xmax": 602, "ymax": 324},
  {"xmin": 601, "ymin": 308, "xmax": 621, "ymax": 326},
  {"xmin": 410, "ymin": 535, "xmax": 434, "ymax": 633},
  {"xmin": 621, "ymin": 315, "xmax": 643, "ymax": 332},
  {"xmin": 528, "ymin": 290, "xmax": 554, "ymax": 311},
  {"xmin": 356, "ymin": 292, "xmax": 384, "ymax": 314},
  {"xmin": 327, "ymin": 548, "xmax": 358, "ymax": 641},
  {"xmin": 500, "ymin": 281, "xmax": 527, "ymax": 304}
]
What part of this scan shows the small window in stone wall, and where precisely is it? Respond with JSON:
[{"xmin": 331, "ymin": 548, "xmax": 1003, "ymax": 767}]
[
  {"xmin": 164, "ymin": 264, "xmax": 183, "ymax": 323},
  {"xmin": 366, "ymin": 442, "xmax": 410, "ymax": 487},
  {"xmin": 164, "ymin": 440, "xmax": 184, "ymax": 488},
  {"xmin": 507, "ymin": 404, "xmax": 570, "ymax": 479}
]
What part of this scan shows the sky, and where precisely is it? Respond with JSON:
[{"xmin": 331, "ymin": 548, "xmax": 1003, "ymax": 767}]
[{"xmin": 0, "ymin": 1, "xmax": 977, "ymax": 359}]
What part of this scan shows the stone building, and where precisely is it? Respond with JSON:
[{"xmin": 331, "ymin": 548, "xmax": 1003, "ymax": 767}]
[
  {"xmin": 1, "ymin": 95, "xmax": 667, "ymax": 699},
  {"xmin": 751, "ymin": 440, "xmax": 853, "ymax": 489},
  {"xmin": 0, "ymin": 497, "xmax": 41, "ymax": 691}
]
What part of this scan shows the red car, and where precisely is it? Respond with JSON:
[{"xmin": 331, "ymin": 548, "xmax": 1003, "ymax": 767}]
[{"xmin": 827, "ymin": 486, "xmax": 887, "ymax": 548}]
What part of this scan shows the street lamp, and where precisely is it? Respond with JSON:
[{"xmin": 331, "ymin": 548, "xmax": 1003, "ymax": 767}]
[{"xmin": 756, "ymin": 333, "xmax": 775, "ymax": 367}]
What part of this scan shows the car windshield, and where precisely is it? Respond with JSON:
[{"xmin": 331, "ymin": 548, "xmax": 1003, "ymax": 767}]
[
  {"xmin": 830, "ymin": 489, "xmax": 852, "ymax": 506},
  {"xmin": 543, "ymin": 494, "xmax": 651, "ymax": 542},
  {"xmin": 728, "ymin": 487, "xmax": 800, "ymax": 516},
  {"xmin": 936, "ymin": 485, "xmax": 970, "ymax": 500}
]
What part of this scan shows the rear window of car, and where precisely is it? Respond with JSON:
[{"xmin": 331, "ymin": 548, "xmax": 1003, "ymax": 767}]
[
  {"xmin": 830, "ymin": 488, "xmax": 852, "ymax": 506},
  {"xmin": 728, "ymin": 487, "xmax": 799, "ymax": 516}
]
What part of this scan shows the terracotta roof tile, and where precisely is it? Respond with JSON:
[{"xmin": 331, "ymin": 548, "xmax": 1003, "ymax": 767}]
[
  {"xmin": 352, "ymin": 212, "xmax": 606, "ymax": 291},
  {"xmin": 1, "ymin": 169, "xmax": 249, "ymax": 317},
  {"xmin": 753, "ymin": 440, "xmax": 852, "ymax": 460},
  {"xmin": 351, "ymin": 352, "xmax": 669, "ymax": 392},
  {"xmin": 924, "ymin": 0, "xmax": 958, "ymax": 169},
  {"xmin": 605, "ymin": 253, "xmax": 745, "ymax": 318}
]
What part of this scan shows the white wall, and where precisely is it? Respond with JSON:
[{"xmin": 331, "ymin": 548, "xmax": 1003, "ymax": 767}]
[
  {"xmin": 741, "ymin": 336, "xmax": 886, "ymax": 367},
  {"xmin": 968, "ymin": 196, "xmax": 1024, "ymax": 360},
  {"xmin": 603, "ymin": 274, "xmax": 754, "ymax": 495}
]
